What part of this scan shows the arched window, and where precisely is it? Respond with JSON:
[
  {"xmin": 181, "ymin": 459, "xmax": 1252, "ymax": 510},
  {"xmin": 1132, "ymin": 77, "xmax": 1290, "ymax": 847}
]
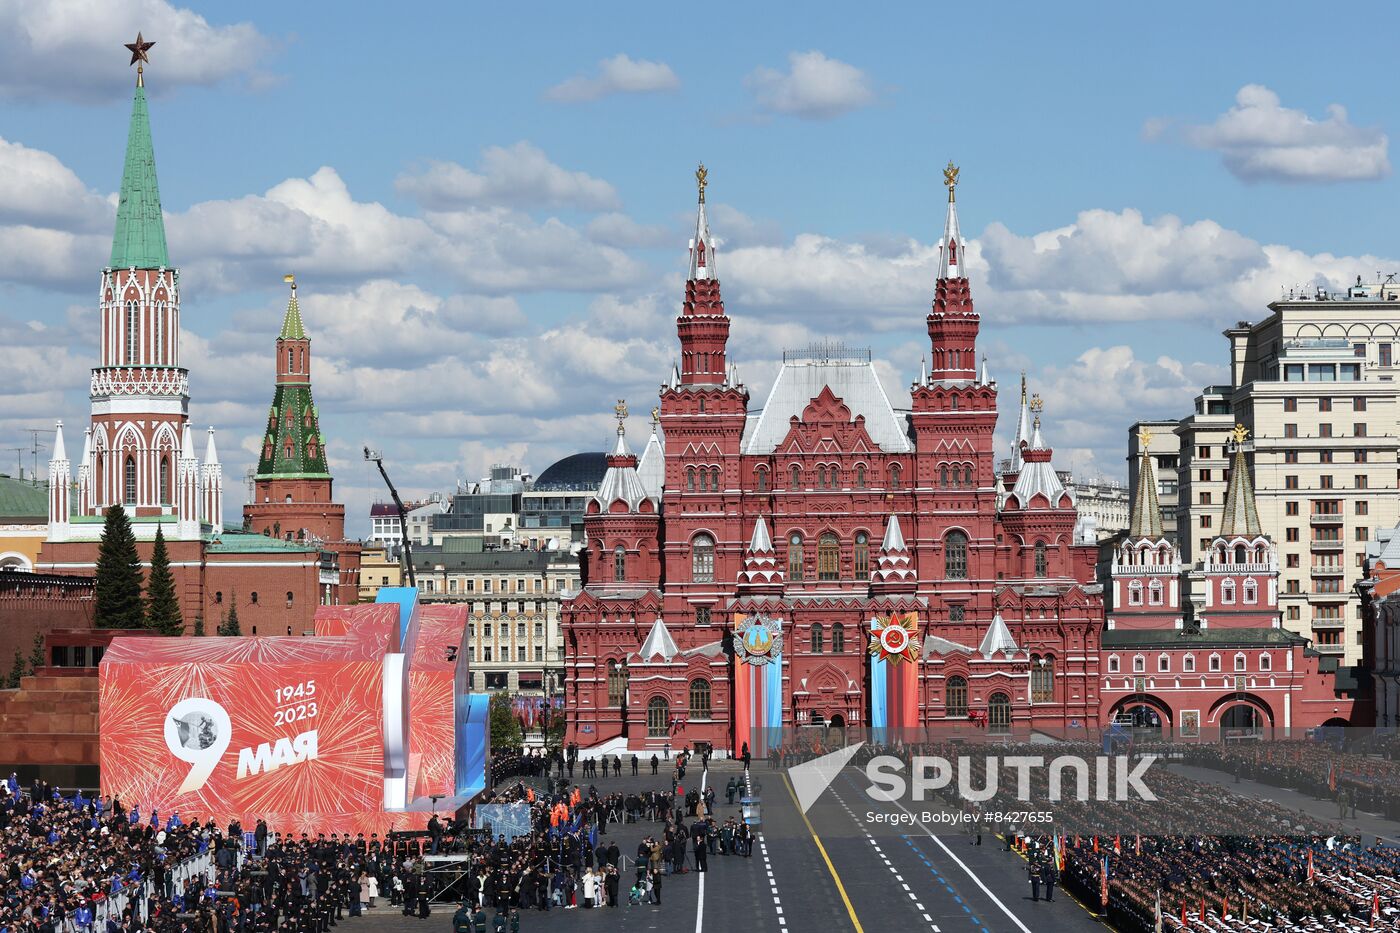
[
  {"xmin": 1235, "ymin": 544, "xmax": 1247, "ymax": 565},
  {"xmin": 1221, "ymin": 579, "xmax": 1236, "ymax": 604},
  {"xmin": 1259, "ymin": 653, "xmax": 1271, "ymax": 672},
  {"xmin": 790, "ymin": 464, "xmax": 801, "ymax": 490},
  {"xmin": 946, "ymin": 676, "xmax": 969, "ymax": 717},
  {"xmin": 1031, "ymin": 655, "xmax": 1055, "ymax": 704},
  {"xmin": 944, "ymin": 531, "xmax": 968, "ymax": 580},
  {"xmin": 613, "ymin": 546, "xmax": 626, "ymax": 582},
  {"xmin": 940, "ymin": 466, "xmax": 949, "ymax": 488},
  {"xmin": 756, "ymin": 467, "xmax": 768, "ymax": 492},
  {"xmin": 285, "ymin": 591, "xmax": 294, "ymax": 608},
  {"xmin": 818, "ymin": 533, "xmax": 839, "ymax": 581},
  {"xmin": 123, "ymin": 455, "xmax": 137, "ymax": 504},
  {"xmin": 1183, "ymin": 654, "xmax": 1195, "ymax": 673},
  {"xmin": 988, "ymin": 692, "xmax": 1011, "ymax": 734},
  {"xmin": 125, "ymin": 301, "xmax": 138, "ymax": 363},
  {"xmin": 853, "ymin": 532, "xmax": 870, "ymax": 580},
  {"xmin": 159, "ymin": 456, "xmax": 171, "ymax": 506},
  {"xmin": 647, "ymin": 696, "xmax": 670, "ymax": 737},
  {"xmin": 1034, "ymin": 541, "xmax": 1048, "ymax": 578},
  {"xmin": 710, "ymin": 467, "xmax": 721, "ymax": 492},
  {"xmin": 1128, "ymin": 581, "xmax": 1143, "ymax": 606},
  {"xmin": 689, "ymin": 679, "xmax": 711, "ymax": 718},
  {"xmin": 1234, "ymin": 653, "xmax": 1247, "ymax": 672},
  {"xmin": 152, "ymin": 302, "xmax": 163, "ymax": 365},
  {"xmin": 817, "ymin": 466, "xmax": 827, "ymax": 488},
  {"xmin": 811, "ymin": 623, "xmax": 825, "ymax": 654},
  {"xmin": 1107, "ymin": 655, "xmax": 1120, "ymax": 673},
  {"xmin": 788, "ymin": 533, "xmax": 805, "ymax": 581},
  {"xmin": 831, "ymin": 623, "xmax": 845, "ymax": 654},
  {"xmin": 889, "ymin": 463, "xmax": 902, "ymax": 489},
  {"xmin": 686, "ymin": 467, "xmax": 696, "ymax": 492},
  {"xmin": 827, "ymin": 465, "xmax": 838, "ymax": 489},
  {"xmin": 606, "ymin": 660, "xmax": 626, "ymax": 705},
  {"xmin": 1133, "ymin": 654, "xmax": 1145, "ymax": 673},
  {"xmin": 1149, "ymin": 580, "xmax": 1164, "ymax": 605},
  {"xmin": 288, "ymin": 348, "xmax": 295, "ymax": 371},
  {"xmin": 856, "ymin": 464, "xmax": 866, "ymax": 488},
  {"xmin": 691, "ymin": 534, "xmax": 714, "ymax": 583},
  {"xmin": 1243, "ymin": 579, "xmax": 1257, "ymax": 604},
  {"xmin": 964, "ymin": 465, "xmax": 974, "ymax": 487},
  {"xmin": 951, "ymin": 395, "xmax": 960, "ymax": 411}
]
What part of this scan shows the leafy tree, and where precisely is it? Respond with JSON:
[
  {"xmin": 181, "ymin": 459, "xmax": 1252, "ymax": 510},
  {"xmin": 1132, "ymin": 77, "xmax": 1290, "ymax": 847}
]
[
  {"xmin": 94, "ymin": 504, "xmax": 144, "ymax": 628},
  {"xmin": 28, "ymin": 632, "xmax": 45, "ymax": 674},
  {"xmin": 219, "ymin": 592, "xmax": 242, "ymax": 637},
  {"xmin": 488, "ymin": 692, "xmax": 523, "ymax": 749},
  {"xmin": 5, "ymin": 650, "xmax": 23, "ymax": 689},
  {"xmin": 144, "ymin": 527, "xmax": 184, "ymax": 635}
]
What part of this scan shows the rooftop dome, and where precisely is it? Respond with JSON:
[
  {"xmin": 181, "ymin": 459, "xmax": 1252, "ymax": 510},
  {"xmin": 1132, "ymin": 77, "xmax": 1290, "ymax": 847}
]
[{"xmin": 533, "ymin": 452, "xmax": 608, "ymax": 491}]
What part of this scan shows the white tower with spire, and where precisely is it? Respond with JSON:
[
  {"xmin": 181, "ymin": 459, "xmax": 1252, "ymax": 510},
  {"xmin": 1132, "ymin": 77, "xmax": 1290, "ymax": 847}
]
[
  {"xmin": 47, "ymin": 421, "xmax": 71, "ymax": 542},
  {"xmin": 176, "ymin": 423, "xmax": 201, "ymax": 539},
  {"xmin": 202, "ymin": 427, "xmax": 223, "ymax": 535}
]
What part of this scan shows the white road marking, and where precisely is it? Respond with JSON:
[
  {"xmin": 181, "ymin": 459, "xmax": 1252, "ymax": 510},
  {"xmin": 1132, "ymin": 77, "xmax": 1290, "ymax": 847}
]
[{"xmin": 694, "ymin": 766, "xmax": 709, "ymax": 933}]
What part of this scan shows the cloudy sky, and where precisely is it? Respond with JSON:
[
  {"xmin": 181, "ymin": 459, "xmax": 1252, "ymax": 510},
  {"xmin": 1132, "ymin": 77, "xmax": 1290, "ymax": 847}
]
[{"xmin": 3, "ymin": 1, "xmax": 1398, "ymax": 535}]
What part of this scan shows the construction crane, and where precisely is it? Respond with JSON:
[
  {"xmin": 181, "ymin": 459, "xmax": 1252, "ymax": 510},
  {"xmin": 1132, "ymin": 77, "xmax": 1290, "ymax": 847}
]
[{"xmin": 363, "ymin": 447, "xmax": 416, "ymax": 588}]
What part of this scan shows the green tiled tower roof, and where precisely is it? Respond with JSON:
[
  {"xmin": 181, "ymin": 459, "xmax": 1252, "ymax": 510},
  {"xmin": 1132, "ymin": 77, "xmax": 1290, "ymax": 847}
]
[
  {"xmin": 280, "ymin": 287, "xmax": 307, "ymax": 340},
  {"xmin": 257, "ymin": 388, "xmax": 331, "ymax": 479},
  {"xmin": 110, "ymin": 83, "xmax": 169, "ymax": 270},
  {"xmin": 1220, "ymin": 431, "xmax": 1262, "ymax": 537}
]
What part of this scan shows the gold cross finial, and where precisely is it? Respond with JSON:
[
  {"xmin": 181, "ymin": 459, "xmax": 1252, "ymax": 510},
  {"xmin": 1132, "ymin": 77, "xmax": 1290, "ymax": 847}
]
[
  {"xmin": 1231, "ymin": 423, "xmax": 1250, "ymax": 444},
  {"xmin": 1028, "ymin": 393, "xmax": 1043, "ymax": 414},
  {"xmin": 1138, "ymin": 426, "xmax": 1153, "ymax": 450},
  {"xmin": 943, "ymin": 161, "xmax": 960, "ymax": 202},
  {"xmin": 614, "ymin": 399, "xmax": 628, "ymax": 433},
  {"xmin": 651, "ymin": 406, "xmax": 660, "ymax": 427},
  {"xmin": 696, "ymin": 163, "xmax": 708, "ymax": 204},
  {"xmin": 283, "ymin": 273, "xmax": 296, "ymax": 293}
]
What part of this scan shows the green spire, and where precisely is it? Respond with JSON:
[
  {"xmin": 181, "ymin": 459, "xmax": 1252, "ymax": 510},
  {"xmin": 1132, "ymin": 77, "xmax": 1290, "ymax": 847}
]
[
  {"xmin": 110, "ymin": 83, "xmax": 169, "ymax": 269},
  {"xmin": 1129, "ymin": 427, "xmax": 1164, "ymax": 539},
  {"xmin": 1220, "ymin": 427, "xmax": 1262, "ymax": 537},
  {"xmin": 280, "ymin": 279, "xmax": 307, "ymax": 340}
]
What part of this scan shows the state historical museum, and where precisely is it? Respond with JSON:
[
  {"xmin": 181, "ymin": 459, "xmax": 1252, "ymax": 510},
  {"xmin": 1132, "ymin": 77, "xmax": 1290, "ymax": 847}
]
[{"xmin": 562, "ymin": 165, "xmax": 1107, "ymax": 754}]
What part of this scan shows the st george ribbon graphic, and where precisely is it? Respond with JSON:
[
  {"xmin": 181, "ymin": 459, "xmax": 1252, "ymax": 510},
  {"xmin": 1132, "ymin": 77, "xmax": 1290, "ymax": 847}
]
[
  {"xmin": 733, "ymin": 613, "xmax": 784, "ymax": 756},
  {"xmin": 868, "ymin": 612, "xmax": 921, "ymax": 740}
]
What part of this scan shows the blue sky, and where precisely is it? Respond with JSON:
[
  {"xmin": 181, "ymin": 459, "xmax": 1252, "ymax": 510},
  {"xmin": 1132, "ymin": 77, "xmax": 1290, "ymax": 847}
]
[{"xmin": 2, "ymin": 1, "xmax": 1397, "ymax": 533}]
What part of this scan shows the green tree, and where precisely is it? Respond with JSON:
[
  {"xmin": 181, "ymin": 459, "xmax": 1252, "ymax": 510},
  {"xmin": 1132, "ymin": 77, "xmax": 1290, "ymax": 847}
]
[
  {"xmin": 219, "ymin": 592, "xmax": 241, "ymax": 636},
  {"xmin": 5, "ymin": 650, "xmax": 23, "ymax": 689},
  {"xmin": 27, "ymin": 632, "xmax": 44, "ymax": 674},
  {"xmin": 144, "ymin": 527, "xmax": 184, "ymax": 635},
  {"xmin": 488, "ymin": 692, "xmax": 523, "ymax": 749},
  {"xmin": 94, "ymin": 504, "xmax": 144, "ymax": 628},
  {"xmin": 192, "ymin": 615, "xmax": 206, "ymax": 636}
]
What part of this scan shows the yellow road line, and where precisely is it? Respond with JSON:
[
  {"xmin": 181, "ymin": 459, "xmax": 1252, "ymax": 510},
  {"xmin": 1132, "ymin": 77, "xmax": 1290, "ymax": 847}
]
[{"xmin": 781, "ymin": 771, "xmax": 865, "ymax": 933}]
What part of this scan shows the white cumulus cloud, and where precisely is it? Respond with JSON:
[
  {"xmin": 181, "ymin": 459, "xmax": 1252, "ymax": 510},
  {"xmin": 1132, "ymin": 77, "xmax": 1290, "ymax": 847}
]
[
  {"xmin": 0, "ymin": 0, "xmax": 273, "ymax": 102},
  {"xmin": 396, "ymin": 142, "xmax": 620, "ymax": 212},
  {"xmin": 745, "ymin": 51, "xmax": 876, "ymax": 120},
  {"xmin": 544, "ymin": 54, "xmax": 680, "ymax": 103},
  {"xmin": 1163, "ymin": 84, "xmax": 1389, "ymax": 183}
]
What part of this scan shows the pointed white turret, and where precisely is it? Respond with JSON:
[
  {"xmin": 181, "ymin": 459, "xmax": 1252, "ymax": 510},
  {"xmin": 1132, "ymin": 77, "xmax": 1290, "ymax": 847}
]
[
  {"xmin": 937, "ymin": 162, "xmax": 965, "ymax": 280},
  {"xmin": 593, "ymin": 409, "xmax": 658, "ymax": 513},
  {"xmin": 919, "ymin": 357, "xmax": 928, "ymax": 386},
  {"xmin": 636, "ymin": 414, "xmax": 665, "ymax": 501},
  {"xmin": 669, "ymin": 363, "xmax": 680, "ymax": 389},
  {"xmin": 177, "ymin": 422, "xmax": 201, "ymax": 537},
  {"xmin": 1008, "ymin": 403, "xmax": 1069, "ymax": 510},
  {"xmin": 1010, "ymin": 372, "xmax": 1032, "ymax": 471},
  {"xmin": 979, "ymin": 355, "xmax": 991, "ymax": 386},
  {"xmin": 48, "ymin": 421, "xmax": 71, "ymax": 540},
  {"xmin": 688, "ymin": 164, "xmax": 717, "ymax": 281},
  {"xmin": 76, "ymin": 427, "xmax": 93, "ymax": 516},
  {"xmin": 201, "ymin": 427, "xmax": 223, "ymax": 535},
  {"xmin": 739, "ymin": 515, "xmax": 784, "ymax": 591},
  {"xmin": 871, "ymin": 514, "xmax": 916, "ymax": 590},
  {"xmin": 978, "ymin": 613, "xmax": 1020, "ymax": 658},
  {"xmin": 640, "ymin": 617, "xmax": 680, "ymax": 662}
]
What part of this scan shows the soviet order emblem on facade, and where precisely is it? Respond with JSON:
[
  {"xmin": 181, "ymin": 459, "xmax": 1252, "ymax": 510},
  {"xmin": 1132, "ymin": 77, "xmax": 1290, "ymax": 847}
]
[
  {"xmin": 734, "ymin": 614, "xmax": 783, "ymax": 665},
  {"xmin": 868, "ymin": 612, "xmax": 921, "ymax": 664}
]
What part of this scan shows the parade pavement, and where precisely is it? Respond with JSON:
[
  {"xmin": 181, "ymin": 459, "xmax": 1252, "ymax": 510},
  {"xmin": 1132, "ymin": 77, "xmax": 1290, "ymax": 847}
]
[{"xmin": 359, "ymin": 759, "xmax": 1106, "ymax": 933}]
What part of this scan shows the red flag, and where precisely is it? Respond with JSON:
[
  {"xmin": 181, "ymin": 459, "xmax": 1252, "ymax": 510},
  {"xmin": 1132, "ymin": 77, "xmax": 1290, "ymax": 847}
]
[
  {"xmin": 1135, "ymin": 833, "xmax": 1141, "ymax": 856},
  {"xmin": 1199, "ymin": 895, "xmax": 1205, "ymax": 920},
  {"xmin": 1180, "ymin": 901, "xmax": 1187, "ymax": 928},
  {"xmin": 1307, "ymin": 849, "xmax": 1315, "ymax": 883},
  {"xmin": 1114, "ymin": 834, "xmax": 1121, "ymax": 855},
  {"xmin": 1093, "ymin": 835, "xmax": 1099, "ymax": 853},
  {"xmin": 1371, "ymin": 892, "xmax": 1380, "ymax": 927},
  {"xmin": 1221, "ymin": 895, "xmax": 1228, "ymax": 917},
  {"xmin": 1328, "ymin": 762, "xmax": 1337, "ymax": 792}
]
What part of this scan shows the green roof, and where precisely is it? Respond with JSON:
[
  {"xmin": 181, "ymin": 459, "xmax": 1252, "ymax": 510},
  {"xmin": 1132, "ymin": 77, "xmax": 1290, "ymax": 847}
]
[
  {"xmin": 205, "ymin": 531, "xmax": 317, "ymax": 554},
  {"xmin": 0, "ymin": 475, "xmax": 48, "ymax": 522},
  {"xmin": 280, "ymin": 291, "xmax": 307, "ymax": 341},
  {"xmin": 1102, "ymin": 628, "xmax": 1305, "ymax": 649},
  {"xmin": 255, "ymin": 384, "xmax": 331, "ymax": 480},
  {"xmin": 110, "ymin": 84, "xmax": 169, "ymax": 269}
]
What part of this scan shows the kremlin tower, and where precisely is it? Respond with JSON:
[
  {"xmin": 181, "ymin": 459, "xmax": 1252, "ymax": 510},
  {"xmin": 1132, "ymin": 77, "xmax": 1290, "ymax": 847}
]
[{"xmin": 39, "ymin": 37, "xmax": 355, "ymax": 632}]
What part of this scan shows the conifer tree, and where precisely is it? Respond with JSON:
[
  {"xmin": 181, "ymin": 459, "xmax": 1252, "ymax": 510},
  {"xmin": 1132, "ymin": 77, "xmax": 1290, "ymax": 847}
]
[
  {"xmin": 27, "ymin": 633, "xmax": 44, "ymax": 674},
  {"xmin": 5, "ymin": 650, "xmax": 23, "ymax": 689},
  {"xmin": 94, "ymin": 504, "xmax": 144, "ymax": 628},
  {"xmin": 144, "ymin": 527, "xmax": 184, "ymax": 635},
  {"xmin": 220, "ymin": 592, "xmax": 242, "ymax": 636},
  {"xmin": 192, "ymin": 615, "xmax": 206, "ymax": 636}
]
